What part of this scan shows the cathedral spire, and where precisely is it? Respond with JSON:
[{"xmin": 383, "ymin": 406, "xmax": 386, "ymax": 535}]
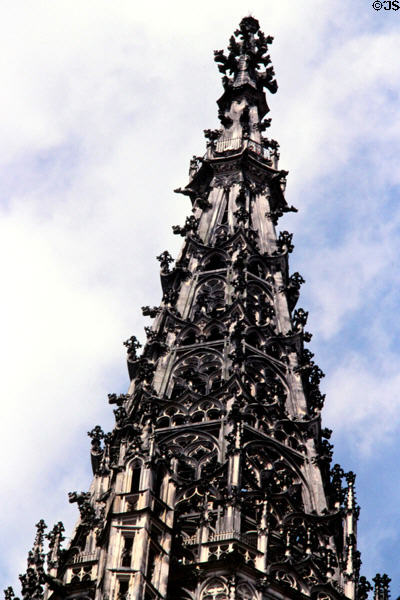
[{"xmin": 5, "ymin": 16, "xmax": 391, "ymax": 600}]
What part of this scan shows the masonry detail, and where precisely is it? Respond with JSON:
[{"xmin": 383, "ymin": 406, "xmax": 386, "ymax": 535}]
[{"xmin": 5, "ymin": 16, "xmax": 391, "ymax": 600}]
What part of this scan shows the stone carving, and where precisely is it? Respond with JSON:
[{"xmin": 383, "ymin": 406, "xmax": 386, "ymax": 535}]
[
  {"xmin": 189, "ymin": 155, "xmax": 203, "ymax": 179},
  {"xmin": 113, "ymin": 406, "xmax": 128, "ymax": 427},
  {"xmin": 233, "ymin": 206, "xmax": 250, "ymax": 225},
  {"xmin": 292, "ymin": 307, "xmax": 308, "ymax": 331},
  {"xmin": 196, "ymin": 194, "xmax": 212, "ymax": 211},
  {"xmin": 108, "ymin": 393, "xmax": 128, "ymax": 406},
  {"xmin": 68, "ymin": 492, "xmax": 105, "ymax": 541},
  {"xmin": 123, "ymin": 335, "xmax": 142, "ymax": 359},
  {"xmin": 156, "ymin": 250, "xmax": 174, "ymax": 272},
  {"xmin": 204, "ymin": 129, "xmax": 221, "ymax": 143},
  {"xmin": 214, "ymin": 17, "xmax": 277, "ymax": 94},
  {"xmin": 162, "ymin": 288, "xmax": 179, "ymax": 306},
  {"xmin": 172, "ymin": 215, "xmax": 200, "ymax": 237},
  {"xmin": 19, "ymin": 568, "xmax": 44, "ymax": 600},
  {"xmin": 194, "ymin": 278, "xmax": 225, "ymax": 318},
  {"xmin": 276, "ymin": 230, "xmax": 294, "ymax": 254},
  {"xmin": 46, "ymin": 522, "xmax": 65, "ymax": 569},
  {"xmin": 142, "ymin": 305, "xmax": 160, "ymax": 318},
  {"xmin": 373, "ymin": 574, "xmax": 391, "ymax": 600},
  {"xmin": 358, "ymin": 577, "xmax": 373, "ymax": 600}
]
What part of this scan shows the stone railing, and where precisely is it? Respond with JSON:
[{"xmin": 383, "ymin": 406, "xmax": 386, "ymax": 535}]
[
  {"xmin": 215, "ymin": 137, "xmax": 242, "ymax": 153},
  {"xmin": 182, "ymin": 530, "xmax": 258, "ymax": 548},
  {"xmin": 211, "ymin": 137, "xmax": 274, "ymax": 164},
  {"xmin": 68, "ymin": 550, "xmax": 99, "ymax": 564}
]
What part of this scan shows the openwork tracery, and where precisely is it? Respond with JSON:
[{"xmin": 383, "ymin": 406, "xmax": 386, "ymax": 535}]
[{"xmin": 169, "ymin": 351, "xmax": 223, "ymax": 398}]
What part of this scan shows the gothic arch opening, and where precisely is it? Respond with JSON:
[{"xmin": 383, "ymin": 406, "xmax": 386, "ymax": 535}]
[
  {"xmin": 248, "ymin": 259, "xmax": 266, "ymax": 278},
  {"xmin": 179, "ymin": 326, "xmax": 198, "ymax": 346},
  {"xmin": 125, "ymin": 458, "xmax": 144, "ymax": 494},
  {"xmin": 193, "ymin": 277, "xmax": 226, "ymax": 318},
  {"xmin": 202, "ymin": 253, "xmax": 228, "ymax": 272},
  {"xmin": 165, "ymin": 431, "xmax": 220, "ymax": 482},
  {"xmin": 237, "ymin": 582, "xmax": 257, "ymax": 600},
  {"xmin": 201, "ymin": 578, "xmax": 229, "ymax": 600},
  {"xmin": 247, "ymin": 282, "xmax": 274, "ymax": 325},
  {"xmin": 169, "ymin": 350, "xmax": 223, "ymax": 399}
]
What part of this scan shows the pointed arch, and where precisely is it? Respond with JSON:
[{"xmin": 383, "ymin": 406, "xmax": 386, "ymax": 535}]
[
  {"xmin": 247, "ymin": 280, "xmax": 275, "ymax": 325},
  {"xmin": 162, "ymin": 430, "xmax": 220, "ymax": 483},
  {"xmin": 245, "ymin": 327, "xmax": 264, "ymax": 350},
  {"xmin": 201, "ymin": 251, "xmax": 228, "ymax": 272},
  {"xmin": 193, "ymin": 276, "xmax": 226, "ymax": 319},
  {"xmin": 237, "ymin": 581, "xmax": 257, "ymax": 600},
  {"xmin": 204, "ymin": 319, "xmax": 227, "ymax": 342},
  {"xmin": 201, "ymin": 578, "xmax": 229, "ymax": 600},
  {"xmin": 178, "ymin": 324, "xmax": 201, "ymax": 346},
  {"xmin": 247, "ymin": 257, "xmax": 267, "ymax": 278},
  {"xmin": 242, "ymin": 439, "xmax": 308, "ymax": 509},
  {"xmin": 167, "ymin": 349, "xmax": 224, "ymax": 399},
  {"xmin": 156, "ymin": 401, "xmax": 188, "ymax": 428},
  {"xmin": 189, "ymin": 396, "xmax": 225, "ymax": 424},
  {"xmin": 125, "ymin": 457, "xmax": 145, "ymax": 493}
]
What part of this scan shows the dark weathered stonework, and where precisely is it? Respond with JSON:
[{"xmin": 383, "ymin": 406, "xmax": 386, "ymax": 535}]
[{"xmin": 6, "ymin": 15, "xmax": 390, "ymax": 600}]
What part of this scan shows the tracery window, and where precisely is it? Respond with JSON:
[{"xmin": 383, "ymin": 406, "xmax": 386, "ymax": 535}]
[
  {"xmin": 70, "ymin": 565, "xmax": 92, "ymax": 584},
  {"xmin": 246, "ymin": 360, "xmax": 286, "ymax": 401},
  {"xmin": 169, "ymin": 433, "xmax": 218, "ymax": 482},
  {"xmin": 237, "ymin": 583, "xmax": 256, "ymax": 600},
  {"xmin": 247, "ymin": 283, "xmax": 274, "ymax": 325},
  {"xmin": 194, "ymin": 278, "xmax": 226, "ymax": 318},
  {"xmin": 202, "ymin": 579, "xmax": 229, "ymax": 600},
  {"xmin": 190, "ymin": 399, "xmax": 223, "ymax": 424},
  {"xmin": 157, "ymin": 404, "xmax": 187, "ymax": 427},
  {"xmin": 171, "ymin": 351, "xmax": 222, "ymax": 398},
  {"xmin": 244, "ymin": 444, "xmax": 302, "ymax": 508}
]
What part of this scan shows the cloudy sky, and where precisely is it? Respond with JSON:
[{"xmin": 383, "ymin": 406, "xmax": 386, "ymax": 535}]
[{"xmin": 1, "ymin": 0, "xmax": 400, "ymax": 595}]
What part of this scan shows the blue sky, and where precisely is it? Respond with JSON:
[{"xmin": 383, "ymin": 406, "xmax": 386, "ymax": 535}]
[{"xmin": 1, "ymin": 0, "xmax": 400, "ymax": 595}]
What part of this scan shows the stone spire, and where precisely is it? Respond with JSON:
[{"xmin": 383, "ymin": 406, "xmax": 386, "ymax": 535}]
[{"xmin": 4, "ymin": 16, "xmax": 391, "ymax": 600}]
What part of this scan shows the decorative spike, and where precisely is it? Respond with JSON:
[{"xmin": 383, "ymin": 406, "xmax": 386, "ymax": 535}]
[
  {"xmin": 358, "ymin": 577, "xmax": 373, "ymax": 600},
  {"xmin": 141, "ymin": 305, "xmax": 160, "ymax": 318},
  {"xmin": 46, "ymin": 522, "xmax": 65, "ymax": 571},
  {"xmin": 373, "ymin": 574, "xmax": 391, "ymax": 600},
  {"xmin": 4, "ymin": 588, "xmax": 18, "ymax": 600},
  {"xmin": 123, "ymin": 335, "xmax": 142, "ymax": 358},
  {"xmin": 28, "ymin": 520, "xmax": 47, "ymax": 569},
  {"xmin": 346, "ymin": 471, "xmax": 357, "ymax": 511},
  {"xmin": 156, "ymin": 250, "xmax": 174, "ymax": 272}
]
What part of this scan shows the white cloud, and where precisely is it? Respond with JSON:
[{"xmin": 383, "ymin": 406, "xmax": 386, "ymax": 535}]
[
  {"xmin": 324, "ymin": 354, "xmax": 400, "ymax": 455},
  {"xmin": 301, "ymin": 218, "xmax": 400, "ymax": 338}
]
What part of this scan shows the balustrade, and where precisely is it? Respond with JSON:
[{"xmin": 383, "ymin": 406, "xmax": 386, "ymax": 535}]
[{"xmin": 211, "ymin": 137, "xmax": 271, "ymax": 162}]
